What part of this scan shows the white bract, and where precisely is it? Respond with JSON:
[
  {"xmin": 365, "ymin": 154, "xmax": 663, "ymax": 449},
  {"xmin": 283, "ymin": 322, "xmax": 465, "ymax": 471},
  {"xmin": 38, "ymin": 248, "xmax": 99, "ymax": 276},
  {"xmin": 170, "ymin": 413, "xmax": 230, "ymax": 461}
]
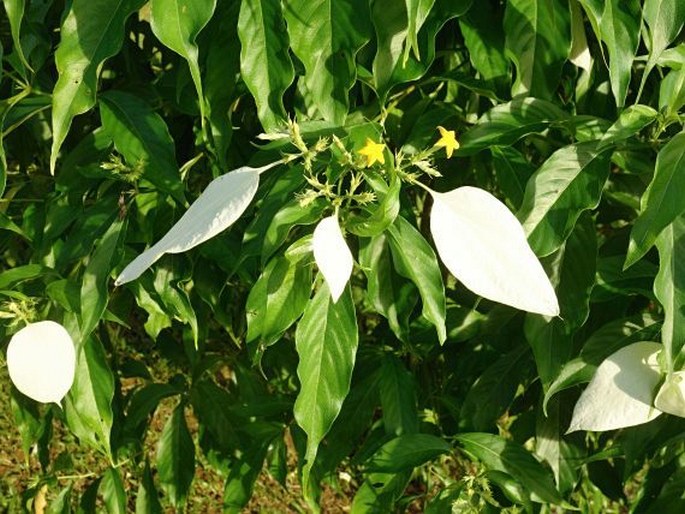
[
  {"xmin": 115, "ymin": 162, "xmax": 280, "ymax": 285},
  {"xmin": 568, "ymin": 341, "xmax": 663, "ymax": 432},
  {"xmin": 6, "ymin": 321, "xmax": 76, "ymax": 404},
  {"xmin": 655, "ymin": 371, "xmax": 685, "ymax": 417},
  {"xmin": 429, "ymin": 186, "xmax": 559, "ymax": 316},
  {"xmin": 313, "ymin": 214, "xmax": 353, "ymax": 303}
]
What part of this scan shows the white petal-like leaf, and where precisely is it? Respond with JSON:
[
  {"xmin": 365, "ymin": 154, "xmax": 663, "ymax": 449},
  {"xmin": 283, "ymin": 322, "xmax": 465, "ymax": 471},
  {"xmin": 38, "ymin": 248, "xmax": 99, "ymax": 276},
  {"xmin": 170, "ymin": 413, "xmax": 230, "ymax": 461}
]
[
  {"xmin": 429, "ymin": 186, "xmax": 559, "ymax": 316},
  {"xmin": 655, "ymin": 371, "xmax": 685, "ymax": 418},
  {"xmin": 313, "ymin": 214, "xmax": 353, "ymax": 303},
  {"xmin": 7, "ymin": 321, "xmax": 76, "ymax": 404},
  {"xmin": 567, "ymin": 341, "xmax": 663, "ymax": 433},
  {"xmin": 116, "ymin": 162, "xmax": 279, "ymax": 285}
]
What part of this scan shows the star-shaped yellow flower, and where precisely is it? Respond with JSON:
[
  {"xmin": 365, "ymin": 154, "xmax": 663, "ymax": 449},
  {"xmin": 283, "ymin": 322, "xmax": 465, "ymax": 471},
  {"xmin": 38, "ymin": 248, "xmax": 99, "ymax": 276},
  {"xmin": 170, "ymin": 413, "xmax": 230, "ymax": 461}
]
[
  {"xmin": 357, "ymin": 138, "xmax": 386, "ymax": 167},
  {"xmin": 434, "ymin": 126, "xmax": 459, "ymax": 158}
]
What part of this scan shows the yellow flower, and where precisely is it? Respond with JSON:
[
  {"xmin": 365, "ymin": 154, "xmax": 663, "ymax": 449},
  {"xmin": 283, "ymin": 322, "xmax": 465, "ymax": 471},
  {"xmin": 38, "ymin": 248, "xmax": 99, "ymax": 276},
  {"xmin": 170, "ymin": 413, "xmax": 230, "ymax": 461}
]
[
  {"xmin": 435, "ymin": 126, "xmax": 459, "ymax": 158},
  {"xmin": 358, "ymin": 138, "xmax": 386, "ymax": 167}
]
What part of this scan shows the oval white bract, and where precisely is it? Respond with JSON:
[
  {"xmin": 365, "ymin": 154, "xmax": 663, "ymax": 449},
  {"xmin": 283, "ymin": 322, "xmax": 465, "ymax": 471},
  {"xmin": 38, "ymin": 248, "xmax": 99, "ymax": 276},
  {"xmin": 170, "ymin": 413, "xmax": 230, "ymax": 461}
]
[
  {"xmin": 6, "ymin": 321, "xmax": 76, "ymax": 404},
  {"xmin": 429, "ymin": 186, "xmax": 559, "ymax": 316},
  {"xmin": 567, "ymin": 341, "xmax": 663, "ymax": 432},
  {"xmin": 655, "ymin": 371, "xmax": 685, "ymax": 418},
  {"xmin": 313, "ymin": 214, "xmax": 353, "ymax": 303}
]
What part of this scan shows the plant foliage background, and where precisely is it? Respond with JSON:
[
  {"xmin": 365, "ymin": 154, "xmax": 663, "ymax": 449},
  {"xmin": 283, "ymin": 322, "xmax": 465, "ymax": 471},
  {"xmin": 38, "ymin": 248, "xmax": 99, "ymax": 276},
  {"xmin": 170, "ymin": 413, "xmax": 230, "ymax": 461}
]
[{"xmin": 1, "ymin": 0, "xmax": 685, "ymax": 512}]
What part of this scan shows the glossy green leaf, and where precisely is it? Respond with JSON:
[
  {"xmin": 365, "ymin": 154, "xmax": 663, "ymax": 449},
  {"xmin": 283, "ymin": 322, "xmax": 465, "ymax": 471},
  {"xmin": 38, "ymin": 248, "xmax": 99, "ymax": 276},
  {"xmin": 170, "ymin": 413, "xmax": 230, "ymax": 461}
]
[
  {"xmin": 459, "ymin": 1, "xmax": 509, "ymax": 87},
  {"xmin": 284, "ymin": 0, "xmax": 370, "ymax": 124},
  {"xmin": 639, "ymin": 0, "xmax": 685, "ymax": 99},
  {"xmin": 149, "ymin": 0, "xmax": 216, "ymax": 122},
  {"xmin": 262, "ymin": 198, "xmax": 325, "ymax": 262},
  {"xmin": 157, "ymin": 403, "xmax": 195, "ymax": 508},
  {"xmin": 190, "ymin": 379, "xmax": 240, "ymax": 453},
  {"xmin": 379, "ymin": 356, "xmax": 419, "ymax": 436},
  {"xmin": 504, "ymin": 0, "xmax": 571, "ymax": 100},
  {"xmin": 371, "ymin": 0, "xmax": 472, "ymax": 100},
  {"xmin": 346, "ymin": 173, "xmax": 401, "ymax": 237},
  {"xmin": 599, "ymin": 104, "xmax": 659, "ymax": 149},
  {"xmin": 10, "ymin": 388, "xmax": 41, "ymax": 458},
  {"xmin": 459, "ymin": 98, "xmax": 569, "ymax": 154},
  {"xmin": 294, "ymin": 282, "xmax": 359, "ymax": 498},
  {"xmin": 237, "ymin": 0, "xmax": 294, "ymax": 130},
  {"xmin": 518, "ymin": 142, "xmax": 611, "ymax": 257},
  {"xmin": 64, "ymin": 336, "xmax": 115, "ymax": 458},
  {"xmin": 626, "ymin": 131, "xmax": 685, "ymax": 268},
  {"xmin": 223, "ymin": 439, "xmax": 271, "ymax": 513},
  {"xmin": 100, "ymin": 467, "xmax": 126, "ymax": 514},
  {"xmin": 367, "ymin": 433, "xmax": 450, "ymax": 472},
  {"xmin": 456, "ymin": 432, "xmax": 563, "ymax": 504},
  {"xmin": 461, "ymin": 345, "xmax": 531, "ymax": 431},
  {"xmin": 99, "ymin": 90, "xmax": 185, "ymax": 204},
  {"xmin": 135, "ymin": 461, "xmax": 163, "ymax": 514},
  {"xmin": 80, "ymin": 218, "xmax": 124, "ymax": 339},
  {"xmin": 577, "ymin": 0, "xmax": 640, "ymax": 107},
  {"xmin": 659, "ymin": 67, "xmax": 685, "ymax": 116},
  {"xmin": 246, "ymin": 242, "xmax": 312, "ymax": 351},
  {"xmin": 50, "ymin": 0, "xmax": 145, "ymax": 172},
  {"xmin": 492, "ymin": 146, "xmax": 536, "ymax": 210},
  {"xmin": 403, "ymin": 0, "xmax": 435, "ymax": 62},
  {"xmin": 2, "ymin": 0, "xmax": 30, "ymax": 72},
  {"xmin": 358, "ymin": 234, "xmax": 416, "ymax": 343},
  {"xmin": 386, "ymin": 215, "xmax": 446, "ymax": 343},
  {"xmin": 654, "ymin": 212, "xmax": 685, "ymax": 369},
  {"xmin": 125, "ymin": 383, "xmax": 182, "ymax": 433}
]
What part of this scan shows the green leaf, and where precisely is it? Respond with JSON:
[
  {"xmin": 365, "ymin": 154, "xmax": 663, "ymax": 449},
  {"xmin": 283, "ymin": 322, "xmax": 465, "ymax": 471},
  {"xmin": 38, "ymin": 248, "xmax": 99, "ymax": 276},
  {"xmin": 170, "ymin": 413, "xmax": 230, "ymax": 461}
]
[
  {"xmin": 149, "ymin": 0, "xmax": 216, "ymax": 122},
  {"xmin": 190, "ymin": 379, "xmax": 240, "ymax": 453},
  {"xmin": 367, "ymin": 433, "xmax": 450, "ymax": 473},
  {"xmin": 504, "ymin": 0, "xmax": 571, "ymax": 100},
  {"xmin": 80, "ymin": 217, "xmax": 125, "ymax": 339},
  {"xmin": 237, "ymin": 0, "xmax": 294, "ymax": 131},
  {"xmin": 10, "ymin": 388, "xmax": 42, "ymax": 458},
  {"xmin": 125, "ymin": 383, "xmax": 181, "ymax": 433},
  {"xmin": 64, "ymin": 336, "xmax": 115, "ymax": 458},
  {"xmin": 403, "ymin": 0, "xmax": 435, "ymax": 63},
  {"xmin": 358, "ymin": 234, "xmax": 416, "ymax": 343},
  {"xmin": 371, "ymin": 0, "xmax": 472, "ymax": 101},
  {"xmin": 135, "ymin": 461, "xmax": 163, "ymax": 514},
  {"xmin": 99, "ymin": 90, "xmax": 185, "ymax": 203},
  {"xmin": 638, "ymin": 0, "xmax": 685, "ymax": 100},
  {"xmin": 294, "ymin": 282, "xmax": 359, "ymax": 499},
  {"xmin": 456, "ymin": 432, "xmax": 564, "ymax": 504},
  {"xmin": 246, "ymin": 244, "xmax": 312, "ymax": 352},
  {"xmin": 599, "ymin": 104, "xmax": 659, "ymax": 149},
  {"xmin": 379, "ymin": 355, "xmax": 419, "ymax": 436},
  {"xmin": 492, "ymin": 146, "xmax": 536, "ymax": 210},
  {"xmin": 459, "ymin": 98, "xmax": 569, "ymax": 154},
  {"xmin": 654, "ymin": 213, "xmax": 685, "ymax": 369},
  {"xmin": 518, "ymin": 142, "xmax": 611, "ymax": 257},
  {"xmin": 3, "ymin": 0, "xmax": 31, "ymax": 72},
  {"xmin": 626, "ymin": 131, "xmax": 685, "ymax": 268},
  {"xmin": 50, "ymin": 0, "xmax": 146, "ymax": 172},
  {"xmin": 659, "ymin": 67, "xmax": 685, "ymax": 116},
  {"xmin": 386, "ymin": 215, "xmax": 446, "ymax": 343},
  {"xmin": 461, "ymin": 345, "xmax": 531, "ymax": 431},
  {"xmin": 577, "ymin": 0, "xmax": 641, "ymax": 107},
  {"xmin": 284, "ymin": 0, "xmax": 370, "ymax": 124},
  {"xmin": 223, "ymin": 439, "xmax": 271, "ymax": 513},
  {"xmin": 459, "ymin": 2, "xmax": 509, "ymax": 87},
  {"xmin": 347, "ymin": 173, "xmax": 401, "ymax": 237},
  {"xmin": 262, "ymin": 198, "xmax": 325, "ymax": 262},
  {"xmin": 46, "ymin": 485, "xmax": 72, "ymax": 514},
  {"xmin": 100, "ymin": 467, "xmax": 126, "ymax": 514},
  {"xmin": 157, "ymin": 403, "xmax": 195, "ymax": 508}
]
